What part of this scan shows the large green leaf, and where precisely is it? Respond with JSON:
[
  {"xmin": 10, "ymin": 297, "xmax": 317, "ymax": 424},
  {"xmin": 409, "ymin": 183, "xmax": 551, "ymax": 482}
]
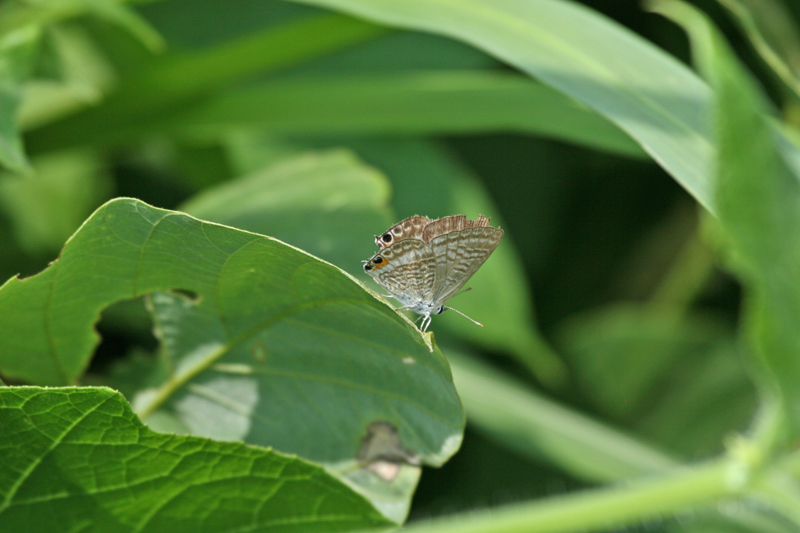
[
  {"xmin": 655, "ymin": 1, "xmax": 800, "ymax": 441},
  {"xmin": 179, "ymin": 149, "xmax": 394, "ymax": 276},
  {"xmin": 0, "ymin": 386, "xmax": 393, "ymax": 532},
  {"xmin": 0, "ymin": 197, "xmax": 464, "ymax": 520},
  {"xmin": 285, "ymin": 0, "xmax": 715, "ymax": 211}
]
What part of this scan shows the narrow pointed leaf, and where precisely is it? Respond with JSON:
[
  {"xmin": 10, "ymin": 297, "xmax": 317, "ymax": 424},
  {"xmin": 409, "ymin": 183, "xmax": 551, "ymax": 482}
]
[
  {"xmin": 168, "ymin": 71, "xmax": 645, "ymax": 158},
  {"xmin": 286, "ymin": 0, "xmax": 715, "ymax": 211},
  {"xmin": 180, "ymin": 149, "xmax": 395, "ymax": 276}
]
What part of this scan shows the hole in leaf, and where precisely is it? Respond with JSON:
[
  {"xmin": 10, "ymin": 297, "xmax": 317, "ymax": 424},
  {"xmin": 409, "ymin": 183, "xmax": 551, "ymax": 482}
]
[
  {"xmin": 91, "ymin": 297, "xmax": 157, "ymax": 376},
  {"xmin": 358, "ymin": 421, "xmax": 420, "ymax": 482},
  {"xmin": 168, "ymin": 288, "xmax": 201, "ymax": 303}
]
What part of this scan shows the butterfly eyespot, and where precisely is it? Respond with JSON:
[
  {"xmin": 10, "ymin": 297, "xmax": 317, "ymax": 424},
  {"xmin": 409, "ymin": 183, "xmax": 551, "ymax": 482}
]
[
  {"xmin": 364, "ymin": 264, "xmax": 374, "ymax": 271},
  {"xmin": 372, "ymin": 257, "xmax": 384, "ymax": 264},
  {"xmin": 381, "ymin": 233, "xmax": 393, "ymax": 243}
]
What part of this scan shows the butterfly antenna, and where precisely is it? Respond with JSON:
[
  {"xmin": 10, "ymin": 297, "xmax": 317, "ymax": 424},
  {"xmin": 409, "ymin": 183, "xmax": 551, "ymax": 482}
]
[{"xmin": 443, "ymin": 306, "xmax": 483, "ymax": 327}]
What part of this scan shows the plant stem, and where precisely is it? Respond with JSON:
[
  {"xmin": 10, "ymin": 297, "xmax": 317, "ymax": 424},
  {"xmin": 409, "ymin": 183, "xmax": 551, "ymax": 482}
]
[
  {"xmin": 449, "ymin": 352, "xmax": 678, "ymax": 483},
  {"xmin": 753, "ymin": 471, "xmax": 800, "ymax": 525},
  {"xmin": 402, "ymin": 459, "xmax": 738, "ymax": 533}
]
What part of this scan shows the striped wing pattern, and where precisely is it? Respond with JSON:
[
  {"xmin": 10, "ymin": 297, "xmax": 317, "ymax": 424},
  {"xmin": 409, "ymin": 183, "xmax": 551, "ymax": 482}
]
[
  {"xmin": 421, "ymin": 215, "xmax": 491, "ymax": 243},
  {"xmin": 369, "ymin": 239, "xmax": 436, "ymax": 306},
  {"xmin": 375, "ymin": 215, "xmax": 431, "ymax": 248},
  {"xmin": 429, "ymin": 227, "xmax": 503, "ymax": 304},
  {"xmin": 365, "ymin": 214, "xmax": 503, "ymax": 311},
  {"xmin": 375, "ymin": 214, "xmax": 493, "ymax": 249}
]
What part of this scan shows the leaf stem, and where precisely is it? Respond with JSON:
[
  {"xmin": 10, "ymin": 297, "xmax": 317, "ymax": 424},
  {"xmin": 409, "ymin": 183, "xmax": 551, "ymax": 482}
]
[
  {"xmin": 448, "ymin": 353, "xmax": 678, "ymax": 482},
  {"xmin": 402, "ymin": 458, "xmax": 739, "ymax": 533}
]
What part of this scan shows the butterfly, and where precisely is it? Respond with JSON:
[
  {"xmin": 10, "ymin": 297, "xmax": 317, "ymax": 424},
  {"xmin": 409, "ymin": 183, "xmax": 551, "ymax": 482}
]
[{"xmin": 363, "ymin": 215, "xmax": 503, "ymax": 332}]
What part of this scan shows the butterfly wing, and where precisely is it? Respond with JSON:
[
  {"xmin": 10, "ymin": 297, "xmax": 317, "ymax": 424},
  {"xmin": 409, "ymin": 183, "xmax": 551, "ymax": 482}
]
[
  {"xmin": 375, "ymin": 215, "xmax": 432, "ymax": 248},
  {"xmin": 375, "ymin": 214, "xmax": 493, "ymax": 248},
  {"xmin": 421, "ymin": 214, "xmax": 491, "ymax": 242},
  {"xmin": 365, "ymin": 239, "xmax": 436, "ymax": 306},
  {"xmin": 429, "ymin": 227, "xmax": 504, "ymax": 305}
]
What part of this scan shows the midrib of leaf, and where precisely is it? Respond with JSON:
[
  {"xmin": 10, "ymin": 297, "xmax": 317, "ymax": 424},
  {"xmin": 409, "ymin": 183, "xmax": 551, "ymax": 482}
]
[
  {"xmin": 131, "ymin": 212, "xmax": 179, "ymax": 297},
  {"xmin": 0, "ymin": 392, "xmax": 111, "ymax": 513},
  {"xmin": 43, "ymin": 258, "xmax": 69, "ymax": 384}
]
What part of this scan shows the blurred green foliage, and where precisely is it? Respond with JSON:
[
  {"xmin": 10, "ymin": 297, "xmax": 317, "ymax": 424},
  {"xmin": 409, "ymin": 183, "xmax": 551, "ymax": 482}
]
[{"xmin": 3, "ymin": 0, "xmax": 800, "ymax": 531}]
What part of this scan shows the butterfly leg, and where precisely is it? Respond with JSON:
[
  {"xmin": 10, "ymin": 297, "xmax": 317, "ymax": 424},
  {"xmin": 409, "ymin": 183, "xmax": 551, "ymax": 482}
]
[{"xmin": 420, "ymin": 314, "xmax": 432, "ymax": 332}]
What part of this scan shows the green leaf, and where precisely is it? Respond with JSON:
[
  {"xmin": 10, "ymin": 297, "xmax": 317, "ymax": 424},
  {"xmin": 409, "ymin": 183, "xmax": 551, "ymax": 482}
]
[
  {"xmin": 0, "ymin": 73, "xmax": 27, "ymax": 173},
  {"xmin": 18, "ymin": 25, "xmax": 116, "ymax": 129},
  {"xmin": 557, "ymin": 305, "xmax": 757, "ymax": 458},
  {"xmin": 0, "ymin": 150, "xmax": 112, "ymax": 253},
  {"xmin": 716, "ymin": 0, "xmax": 800, "ymax": 100},
  {"xmin": 165, "ymin": 71, "xmax": 644, "ymax": 158},
  {"xmin": 180, "ymin": 149, "xmax": 395, "ymax": 276},
  {"xmin": 0, "ymin": 386, "xmax": 393, "ymax": 532},
  {"xmin": 0, "ymin": 0, "xmax": 163, "ymax": 52},
  {"xmin": 25, "ymin": 13, "xmax": 389, "ymax": 152},
  {"xmin": 81, "ymin": 0, "xmax": 165, "ymax": 52},
  {"xmin": 0, "ymin": 25, "xmax": 40, "ymax": 173},
  {"xmin": 0, "ymin": 197, "xmax": 464, "ymax": 521},
  {"xmin": 654, "ymin": 1, "xmax": 800, "ymax": 441},
  {"xmin": 285, "ymin": 0, "xmax": 716, "ymax": 212}
]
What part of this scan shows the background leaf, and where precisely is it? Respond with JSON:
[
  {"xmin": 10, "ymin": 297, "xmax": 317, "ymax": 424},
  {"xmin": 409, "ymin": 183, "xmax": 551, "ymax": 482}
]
[
  {"xmin": 163, "ymin": 71, "xmax": 644, "ymax": 158},
  {"xmin": 0, "ymin": 150, "xmax": 112, "ymax": 253},
  {"xmin": 716, "ymin": 0, "xmax": 800, "ymax": 101},
  {"xmin": 180, "ymin": 149, "xmax": 394, "ymax": 276},
  {"xmin": 286, "ymin": 0, "xmax": 716, "ymax": 211},
  {"xmin": 0, "ymin": 25, "xmax": 39, "ymax": 173},
  {"xmin": 655, "ymin": 0, "xmax": 800, "ymax": 442},
  {"xmin": 557, "ymin": 305, "xmax": 757, "ymax": 458}
]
